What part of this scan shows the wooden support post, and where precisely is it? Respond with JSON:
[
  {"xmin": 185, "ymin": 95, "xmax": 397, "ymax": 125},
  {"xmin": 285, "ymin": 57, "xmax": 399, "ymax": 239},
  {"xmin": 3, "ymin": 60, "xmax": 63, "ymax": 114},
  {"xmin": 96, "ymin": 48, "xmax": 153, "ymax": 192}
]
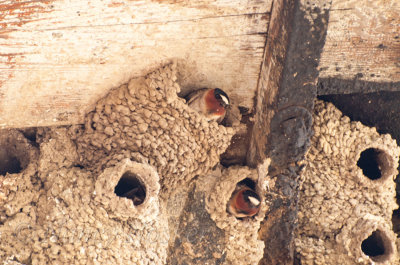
[
  {"xmin": 248, "ymin": 0, "xmax": 332, "ymax": 264},
  {"xmin": 247, "ymin": 0, "xmax": 295, "ymax": 168}
]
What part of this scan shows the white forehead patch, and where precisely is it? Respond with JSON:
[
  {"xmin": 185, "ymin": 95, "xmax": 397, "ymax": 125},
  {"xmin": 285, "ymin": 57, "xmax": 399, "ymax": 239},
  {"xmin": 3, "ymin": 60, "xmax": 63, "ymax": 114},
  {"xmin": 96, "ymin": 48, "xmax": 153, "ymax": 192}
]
[
  {"xmin": 248, "ymin": 196, "xmax": 260, "ymax": 206},
  {"xmin": 220, "ymin": 95, "xmax": 229, "ymax": 105}
]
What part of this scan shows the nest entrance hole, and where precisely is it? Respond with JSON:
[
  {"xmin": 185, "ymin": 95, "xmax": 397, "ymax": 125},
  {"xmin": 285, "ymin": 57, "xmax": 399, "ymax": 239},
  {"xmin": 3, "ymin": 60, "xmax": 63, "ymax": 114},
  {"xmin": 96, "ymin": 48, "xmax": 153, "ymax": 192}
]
[
  {"xmin": 0, "ymin": 150, "xmax": 22, "ymax": 175},
  {"xmin": 357, "ymin": 148, "xmax": 391, "ymax": 180},
  {"xmin": 228, "ymin": 178, "xmax": 261, "ymax": 219},
  {"xmin": 361, "ymin": 230, "xmax": 393, "ymax": 262},
  {"xmin": 0, "ymin": 131, "xmax": 34, "ymax": 176},
  {"xmin": 237, "ymin": 178, "xmax": 257, "ymax": 190},
  {"xmin": 114, "ymin": 171, "xmax": 146, "ymax": 206}
]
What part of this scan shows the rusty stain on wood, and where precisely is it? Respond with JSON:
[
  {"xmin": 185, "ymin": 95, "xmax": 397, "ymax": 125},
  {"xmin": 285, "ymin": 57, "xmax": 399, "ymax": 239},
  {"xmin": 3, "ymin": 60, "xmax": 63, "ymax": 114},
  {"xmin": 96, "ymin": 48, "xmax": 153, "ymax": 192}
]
[
  {"xmin": 107, "ymin": 2, "xmax": 125, "ymax": 8},
  {"xmin": 0, "ymin": 0, "xmax": 55, "ymax": 101},
  {"xmin": 0, "ymin": 0, "xmax": 55, "ymax": 32}
]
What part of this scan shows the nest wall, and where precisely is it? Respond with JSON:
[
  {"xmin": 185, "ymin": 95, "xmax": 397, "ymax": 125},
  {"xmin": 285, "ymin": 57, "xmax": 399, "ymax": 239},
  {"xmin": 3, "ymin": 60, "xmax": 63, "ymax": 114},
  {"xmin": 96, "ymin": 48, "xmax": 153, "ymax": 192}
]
[{"xmin": 295, "ymin": 100, "xmax": 400, "ymax": 265}]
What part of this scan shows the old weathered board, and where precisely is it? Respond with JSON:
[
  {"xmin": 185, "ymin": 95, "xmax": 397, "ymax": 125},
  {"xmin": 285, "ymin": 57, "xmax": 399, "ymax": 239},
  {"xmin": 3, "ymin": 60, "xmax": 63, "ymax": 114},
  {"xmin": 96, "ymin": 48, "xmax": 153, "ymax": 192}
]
[
  {"xmin": 0, "ymin": 0, "xmax": 272, "ymax": 128},
  {"xmin": 248, "ymin": 0, "xmax": 331, "ymax": 264},
  {"xmin": 318, "ymin": 0, "xmax": 400, "ymax": 94}
]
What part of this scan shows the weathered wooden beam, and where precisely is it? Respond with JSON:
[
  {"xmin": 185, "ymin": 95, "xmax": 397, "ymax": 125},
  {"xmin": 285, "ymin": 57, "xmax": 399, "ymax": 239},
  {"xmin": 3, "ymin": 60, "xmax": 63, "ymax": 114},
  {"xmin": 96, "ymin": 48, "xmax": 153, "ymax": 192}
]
[
  {"xmin": 247, "ymin": 0, "xmax": 294, "ymax": 168},
  {"xmin": 318, "ymin": 0, "xmax": 400, "ymax": 93},
  {"xmin": 248, "ymin": 0, "xmax": 330, "ymax": 166},
  {"xmin": 0, "ymin": 0, "xmax": 272, "ymax": 128},
  {"xmin": 248, "ymin": 0, "xmax": 332, "ymax": 264}
]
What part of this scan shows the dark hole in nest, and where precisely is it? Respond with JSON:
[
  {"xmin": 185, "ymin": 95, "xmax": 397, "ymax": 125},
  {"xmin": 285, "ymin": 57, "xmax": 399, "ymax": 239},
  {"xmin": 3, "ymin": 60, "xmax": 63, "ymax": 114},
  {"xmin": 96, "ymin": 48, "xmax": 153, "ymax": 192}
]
[
  {"xmin": 237, "ymin": 178, "xmax": 256, "ymax": 190},
  {"xmin": 73, "ymin": 164, "xmax": 85, "ymax": 169},
  {"xmin": 114, "ymin": 172, "xmax": 146, "ymax": 206},
  {"xmin": 392, "ymin": 209, "xmax": 400, "ymax": 234},
  {"xmin": 357, "ymin": 148, "xmax": 385, "ymax": 180},
  {"xmin": 20, "ymin": 127, "xmax": 37, "ymax": 143},
  {"xmin": 90, "ymin": 122, "xmax": 97, "ymax": 131},
  {"xmin": 0, "ymin": 149, "xmax": 22, "ymax": 175},
  {"xmin": 361, "ymin": 230, "xmax": 387, "ymax": 260}
]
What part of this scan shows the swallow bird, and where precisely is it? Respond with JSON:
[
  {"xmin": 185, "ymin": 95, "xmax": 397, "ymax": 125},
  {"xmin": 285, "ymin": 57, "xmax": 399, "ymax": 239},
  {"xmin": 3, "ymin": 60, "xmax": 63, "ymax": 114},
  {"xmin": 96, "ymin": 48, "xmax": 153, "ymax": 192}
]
[
  {"xmin": 121, "ymin": 186, "xmax": 146, "ymax": 206},
  {"xmin": 228, "ymin": 186, "xmax": 261, "ymax": 218},
  {"xmin": 186, "ymin": 88, "xmax": 230, "ymax": 123}
]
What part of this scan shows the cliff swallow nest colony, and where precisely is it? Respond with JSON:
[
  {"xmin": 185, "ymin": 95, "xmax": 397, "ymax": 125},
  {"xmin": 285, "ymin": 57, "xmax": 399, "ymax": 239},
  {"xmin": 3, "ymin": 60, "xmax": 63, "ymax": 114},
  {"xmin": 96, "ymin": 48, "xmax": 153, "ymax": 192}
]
[
  {"xmin": 295, "ymin": 100, "xmax": 400, "ymax": 265},
  {"xmin": 0, "ymin": 63, "xmax": 270, "ymax": 265}
]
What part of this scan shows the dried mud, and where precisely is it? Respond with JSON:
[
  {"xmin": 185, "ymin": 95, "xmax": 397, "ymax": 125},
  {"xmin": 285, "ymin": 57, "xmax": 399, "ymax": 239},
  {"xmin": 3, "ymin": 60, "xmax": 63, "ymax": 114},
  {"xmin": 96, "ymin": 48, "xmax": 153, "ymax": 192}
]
[{"xmin": 0, "ymin": 63, "xmax": 270, "ymax": 265}]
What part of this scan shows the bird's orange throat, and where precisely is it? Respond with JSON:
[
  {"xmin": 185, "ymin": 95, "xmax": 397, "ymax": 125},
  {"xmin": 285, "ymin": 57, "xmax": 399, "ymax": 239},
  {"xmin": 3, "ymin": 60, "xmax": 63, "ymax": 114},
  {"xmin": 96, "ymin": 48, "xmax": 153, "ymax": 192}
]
[{"xmin": 205, "ymin": 89, "xmax": 226, "ymax": 115}]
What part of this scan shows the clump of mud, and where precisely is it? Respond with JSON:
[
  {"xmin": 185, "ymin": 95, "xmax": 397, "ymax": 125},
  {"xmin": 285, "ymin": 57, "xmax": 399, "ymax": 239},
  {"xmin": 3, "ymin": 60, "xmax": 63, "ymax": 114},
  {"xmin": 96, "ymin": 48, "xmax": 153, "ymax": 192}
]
[{"xmin": 74, "ymin": 63, "xmax": 235, "ymax": 196}]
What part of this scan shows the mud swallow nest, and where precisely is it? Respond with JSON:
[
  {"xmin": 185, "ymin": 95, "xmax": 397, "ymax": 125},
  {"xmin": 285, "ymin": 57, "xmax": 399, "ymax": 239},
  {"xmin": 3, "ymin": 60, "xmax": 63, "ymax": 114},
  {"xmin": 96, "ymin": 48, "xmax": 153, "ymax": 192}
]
[
  {"xmin": 295, "ymin": 100, "xmax": 400, "ymax": 265},
  {"xmin": 1, "ymin": 63, "xmax": 269, "ymax": 265}
]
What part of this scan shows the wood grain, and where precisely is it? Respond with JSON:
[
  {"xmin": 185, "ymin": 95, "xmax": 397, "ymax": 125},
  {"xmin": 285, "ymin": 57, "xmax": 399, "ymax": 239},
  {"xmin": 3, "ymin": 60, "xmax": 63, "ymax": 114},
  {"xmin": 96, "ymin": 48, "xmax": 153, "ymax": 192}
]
[
  {"xmin": 319, "ymin": 0, "xmax": 400, "ymax": 83},
  {"xmin": 0, "ymin": 0, "xmax": 272, "ymax": 128}
]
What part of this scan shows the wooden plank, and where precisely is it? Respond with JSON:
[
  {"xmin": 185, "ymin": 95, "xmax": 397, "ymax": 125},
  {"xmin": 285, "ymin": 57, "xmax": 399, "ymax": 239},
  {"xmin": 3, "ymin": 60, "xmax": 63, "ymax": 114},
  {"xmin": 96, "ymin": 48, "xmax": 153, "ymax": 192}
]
[
  {"xmin": 248, "ymin": 0, "xmax": 331, "ymax": 264},
  {"xmin": 246, "ymin": 0, "xmax": 290, "ymax": 167},
  {"xmin": 319, "ymin": 0, "xmax": 400, "ymax": 84},
  {"xmin": 248, "ymin": 0, "xmax": 296, "ymax": 263},
  {"xmin": 0, "ymin": 0, "xmax": 272, "ymax": 128}
]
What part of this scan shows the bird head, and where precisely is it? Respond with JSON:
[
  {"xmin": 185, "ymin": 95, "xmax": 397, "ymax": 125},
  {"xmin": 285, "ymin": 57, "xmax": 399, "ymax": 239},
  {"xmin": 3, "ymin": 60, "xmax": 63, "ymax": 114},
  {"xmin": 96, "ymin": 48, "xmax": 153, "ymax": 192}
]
[
  {"xmin": 242, "ymin": 189, "xmax": 261, "ymax": 210},
  {"xmin": 229, "ymin": 187, "xmax": 261, "ymax": 218}
]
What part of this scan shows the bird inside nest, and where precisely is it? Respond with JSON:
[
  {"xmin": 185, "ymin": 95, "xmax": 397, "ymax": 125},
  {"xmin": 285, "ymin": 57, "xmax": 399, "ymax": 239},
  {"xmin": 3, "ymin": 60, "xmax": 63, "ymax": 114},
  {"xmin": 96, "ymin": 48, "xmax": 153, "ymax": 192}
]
[
  {"xmin": 227, "ymin": 184, "xmax": 261, "ymax": 218},
  {"xmin": 121, "ymin": 185, "xmax": 146, "ymax": 206},
  {"xmin": 186, "ymin": 88, "xmax": 230, "ymax": 123}
]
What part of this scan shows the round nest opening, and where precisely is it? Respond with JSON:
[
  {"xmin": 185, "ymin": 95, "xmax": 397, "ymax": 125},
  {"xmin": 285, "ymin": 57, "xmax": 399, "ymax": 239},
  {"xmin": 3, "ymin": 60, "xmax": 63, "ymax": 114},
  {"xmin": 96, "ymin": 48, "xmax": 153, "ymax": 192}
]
[
  {"xmin": 114, "ymin": 171, "xmax": 147, "ymax": 206},
  {"xmin": 0, "ymin": 149, "xmax": 22, "ymax": 175},
  {"xmin": 361, "ymin": 229, "xmax": 394, "ymax": 263},
  {"xmin": 227, "ymin": 177, "xmax": 261, "ymax": 219},
  {"xmin": 357, "ymin": 148, "xmax": 392, "ymax": 181},
  {"xmin": 0, "ymin": 131, "xmax": 32, "ymax": 175},
  {"xmin": 236, "ymin": 178, "xmax": 257, "ymax": 190}
]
